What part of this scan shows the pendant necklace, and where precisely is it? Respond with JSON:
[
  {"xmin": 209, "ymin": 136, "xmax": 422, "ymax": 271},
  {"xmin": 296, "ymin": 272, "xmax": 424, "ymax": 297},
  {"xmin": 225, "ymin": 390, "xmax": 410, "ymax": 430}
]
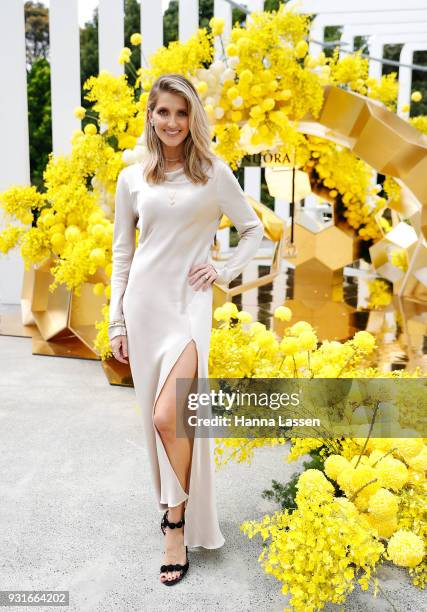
[{"xmin": 164, "ymin": 156, "xmax": 183, "ymax": 206}]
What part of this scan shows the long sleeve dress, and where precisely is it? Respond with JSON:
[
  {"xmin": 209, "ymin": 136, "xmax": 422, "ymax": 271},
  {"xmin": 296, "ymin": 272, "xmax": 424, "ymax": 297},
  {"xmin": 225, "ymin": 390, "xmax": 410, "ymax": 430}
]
[{"xmin": 108, "ymin": 156, "xmax": 264, "ymax": 549}]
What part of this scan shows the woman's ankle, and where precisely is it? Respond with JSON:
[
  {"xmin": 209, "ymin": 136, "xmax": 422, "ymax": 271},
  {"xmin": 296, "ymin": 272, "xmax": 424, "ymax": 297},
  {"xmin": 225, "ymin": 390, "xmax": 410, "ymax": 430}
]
[{"xmin": 167, "ymin": 504, "xmax": 185, "ymax": 522}]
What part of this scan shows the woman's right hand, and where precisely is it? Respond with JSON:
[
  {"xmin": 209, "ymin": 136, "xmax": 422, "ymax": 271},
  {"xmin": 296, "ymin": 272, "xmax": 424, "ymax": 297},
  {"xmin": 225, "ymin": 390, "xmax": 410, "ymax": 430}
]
[{"xmin": 111, "ymin": 335, "xmax": 129, "ymax": 364}]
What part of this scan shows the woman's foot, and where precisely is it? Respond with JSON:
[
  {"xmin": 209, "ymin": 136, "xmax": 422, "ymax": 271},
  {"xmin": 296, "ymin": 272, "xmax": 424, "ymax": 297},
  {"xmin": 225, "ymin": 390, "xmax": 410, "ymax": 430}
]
[{"xmin": 160, "ymin": 509, "xmax": 187, "ymax": 583}]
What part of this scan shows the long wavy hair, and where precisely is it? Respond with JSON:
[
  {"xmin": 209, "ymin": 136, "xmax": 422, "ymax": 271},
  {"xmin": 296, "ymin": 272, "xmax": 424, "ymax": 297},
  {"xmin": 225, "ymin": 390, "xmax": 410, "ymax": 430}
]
[{"xmin": 142, "ymin": 73, "xmax": 216, "ymax": 185}]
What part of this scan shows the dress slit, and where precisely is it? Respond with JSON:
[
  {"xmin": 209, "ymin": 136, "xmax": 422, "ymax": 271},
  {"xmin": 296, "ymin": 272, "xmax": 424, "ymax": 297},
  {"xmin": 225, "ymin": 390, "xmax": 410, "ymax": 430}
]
[{"xmin": 152, "ymin": 336, "xmax": 199, "ymax": 509}]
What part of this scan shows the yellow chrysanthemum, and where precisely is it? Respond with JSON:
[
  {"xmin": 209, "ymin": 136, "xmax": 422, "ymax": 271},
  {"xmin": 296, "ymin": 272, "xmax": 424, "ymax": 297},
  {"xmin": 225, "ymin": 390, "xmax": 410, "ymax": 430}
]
[{"xmin": 387, "ymin": 530, "xmax": 425, "ymax": 568}]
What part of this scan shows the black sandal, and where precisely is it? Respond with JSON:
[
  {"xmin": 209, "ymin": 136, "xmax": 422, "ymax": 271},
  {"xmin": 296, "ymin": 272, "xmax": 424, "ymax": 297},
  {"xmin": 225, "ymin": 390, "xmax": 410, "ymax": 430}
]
[
  {"xmin": 160, "ymin": 510, "xmax": 189, "ymax": 586},
  {"xmin": 160, "ymin": 509, "xmax": 185, "ymax": 535}
]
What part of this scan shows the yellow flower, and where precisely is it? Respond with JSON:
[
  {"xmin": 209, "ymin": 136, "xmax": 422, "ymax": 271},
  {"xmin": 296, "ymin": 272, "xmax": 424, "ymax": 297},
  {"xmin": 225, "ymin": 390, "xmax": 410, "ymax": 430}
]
[
  {"xmin": 290, "ymin": 321, "xmax": 313, "ymax": 335},
  {"xmin": 387, "ymin": 530, "xmax": 425, "ymax": 568},
  {"xmin": 130, "ymin": 33, "xmax": 142, "ymax": 46},
  {"xmin": 411, "ymin": 90, "xmax": 422, "ymax": 103},
  {"xmin": 74, "ymin": 106, "xmax": 86, "ymax": 120},
  {"xmin": 196, "ymin": 81, "xmax": 208, "ymax": 95},
  {"xmin": 376, "ymin": 457, "xmax": 408, "ymax": 491},
  {"xmin": 367, "ymin": 488, "xmax": 399, "ymax": 521},
  {"xmin": 280, "ymin": 337, "xmax": 299, "ymax": 355},
  {"xmin": 274, "ymin": 306, "xmax": 292, "ymax": 322},
  {"xmin": 401, "ymin": 103, "xmax": 410, "ymax": 113},
  {"xmin": 237, "ymin": 310, "xmax": 252, "ymax": 323},
  {"xmin": 93, "ymin": 282, "xmax": 105, "ymax": 296},
  {"xmin": 324, "ymin": 455, "xmax": 350, "ymax": 481},
  {"xmin": 298, "ymin": 330, "xmax": 317, "ymax": 351},
  {"xmin": 64, "ymin": 226, "xmax": 81, "ymax": 242},
  {"xmin": 352, "ymin": 331, "xmax": 376, "ymax": 353},
  {"xmin": 84, "ymin": 123, "xmax": 97, "ymax": 135},
  {"xmin": 226, "ymin": 43, "xmax": 238, "ymax": 56},
  {"xmin": 295, "ymin": 40, "xmax": 308, "ymax": 59},
  {"xmin": 209, "ymin": 17, "xmax": 225, "ymax": 37},
  {"xmin": 250, "ymin": 321, "xmax": 267, "ymax": 334}
]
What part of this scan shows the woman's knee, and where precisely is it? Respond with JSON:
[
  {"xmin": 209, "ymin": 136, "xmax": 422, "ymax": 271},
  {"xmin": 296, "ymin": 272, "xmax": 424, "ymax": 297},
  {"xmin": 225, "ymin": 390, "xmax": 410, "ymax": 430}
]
[{"xmin": 153, "ymin": 402, "xmax": 176, "ymax": 435}]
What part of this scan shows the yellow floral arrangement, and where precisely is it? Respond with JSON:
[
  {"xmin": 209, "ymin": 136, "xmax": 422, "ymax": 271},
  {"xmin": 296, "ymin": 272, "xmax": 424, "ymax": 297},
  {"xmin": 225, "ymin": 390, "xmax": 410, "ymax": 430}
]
[{"xmin": 209, "ymin": 303, "xmax": 426, "ymax": 610}]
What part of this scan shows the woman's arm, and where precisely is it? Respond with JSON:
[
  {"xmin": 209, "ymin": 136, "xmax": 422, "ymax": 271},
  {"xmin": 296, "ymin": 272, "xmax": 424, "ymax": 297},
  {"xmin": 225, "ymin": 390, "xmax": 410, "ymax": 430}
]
[
  {"xmin": 210, "ymin": 161, "xmax": 264, "ymax": 285},
  {"xmin": 108, "ymin": 169, "xmax": 138, "ymax": 342}
]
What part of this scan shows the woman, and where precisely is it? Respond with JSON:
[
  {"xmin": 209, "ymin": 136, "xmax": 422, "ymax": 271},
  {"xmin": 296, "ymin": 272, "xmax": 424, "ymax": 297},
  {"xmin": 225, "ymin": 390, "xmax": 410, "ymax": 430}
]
[{"xmin": 108, "ymin": 74, "xmax": 264, "ymax": 586}]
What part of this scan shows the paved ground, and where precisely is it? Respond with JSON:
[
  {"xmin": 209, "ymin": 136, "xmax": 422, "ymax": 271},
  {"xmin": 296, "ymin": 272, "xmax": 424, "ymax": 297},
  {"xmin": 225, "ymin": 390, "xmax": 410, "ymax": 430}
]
[{"xmin": 0, "ymin": 325, "xmax": 423, "ymax": 612}]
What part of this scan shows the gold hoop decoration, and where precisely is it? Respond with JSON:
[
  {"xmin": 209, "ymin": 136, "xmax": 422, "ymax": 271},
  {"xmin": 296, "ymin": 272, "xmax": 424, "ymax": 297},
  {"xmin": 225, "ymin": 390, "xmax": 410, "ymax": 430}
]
[{"xmin": 297, "ymin": 85, "xmax": 427, "ymax": 300}]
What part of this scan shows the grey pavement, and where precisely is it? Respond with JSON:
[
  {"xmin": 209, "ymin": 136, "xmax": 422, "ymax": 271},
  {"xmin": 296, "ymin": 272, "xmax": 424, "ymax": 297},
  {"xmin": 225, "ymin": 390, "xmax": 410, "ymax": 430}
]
[{"xmin": 0, "ymin": 328, "xmax": 423, "ymax": 612}]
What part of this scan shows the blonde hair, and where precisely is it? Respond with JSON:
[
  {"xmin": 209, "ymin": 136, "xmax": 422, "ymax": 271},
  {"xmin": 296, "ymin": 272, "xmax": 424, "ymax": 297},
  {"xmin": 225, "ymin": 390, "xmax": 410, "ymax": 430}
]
[{"xmin": 142, "ymin": 73, "xmax": 216, "ymax": 185}]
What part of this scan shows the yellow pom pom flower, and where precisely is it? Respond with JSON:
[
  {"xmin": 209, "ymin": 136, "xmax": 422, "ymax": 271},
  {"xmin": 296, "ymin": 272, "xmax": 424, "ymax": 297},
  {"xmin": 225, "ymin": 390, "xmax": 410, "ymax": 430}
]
[
  {"xmin": 387, "ymin": 530, "xmax": 425, "ymax": 567},
  {"xmin": 295, "ymin": 40, "xmax": 308, "ymax": 59},
  {"xmin": 411, "ymin": 90, "xmax": 422, "ymax": 103},
  {"xmin": 196, "ymin": 81, "xmax": 208, "ymax": 95},
  {"xmin": 64, "ymin": 226, "xmax": 81, "ymax": 242},
  {"xmin": 237, "ymin": 310, "xmax": 252, "ymax": 323},
  {"xmin": 274, "ymin": 306, "xmax": 292, "ymax": 322},
  {"xmin": 93, "ymin": 282, "xmax": 105, "ymax": 297},
  {"xmin": 298, "ymin": 330, "xmax": 317, "ymax": 351},
  {"xmin": 289, "ymin": 321, "xmax": 313, "ymax": 335},
  {"xmin": 209, "ymin": 17, "xmax": 225, "ymax": 37},
  {"xmin": 352, "ymin": 331, "xmax": 376, "ymax": 353},
  {"xmin": 280, "ymin": 337, "xmax": 299, "ymax": 355},
  {"xmin": 74, "ymin": 106, "xmax": 86, "ymax": 120},
  {"xmin": 130, "ymin": 33, "xmax": 142, "ymax": 46},
  {"xmin": 89, "ymin": 248, "xmax": 106, "ymax": 267},
  {"xmin": 84, "ymin": 123, "xmax": 97, "ymax": 135},
  {"xmin": 376, "ymin": 457, "xmax": 408, "ymax": 491},
  {"xmin": 367, "ymin": 488, "xmax": 399, "ymax": 521},
  {"xmin": 324, "ymin": 455, "xmax": 350, "ymax": 481}
]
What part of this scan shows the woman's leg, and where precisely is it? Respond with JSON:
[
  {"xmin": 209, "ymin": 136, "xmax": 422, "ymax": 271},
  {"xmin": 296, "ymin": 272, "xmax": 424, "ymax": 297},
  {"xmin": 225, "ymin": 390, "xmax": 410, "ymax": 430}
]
[{"xmin": 153, "ymin": 339, "xmax": 197, "ymax": 582}]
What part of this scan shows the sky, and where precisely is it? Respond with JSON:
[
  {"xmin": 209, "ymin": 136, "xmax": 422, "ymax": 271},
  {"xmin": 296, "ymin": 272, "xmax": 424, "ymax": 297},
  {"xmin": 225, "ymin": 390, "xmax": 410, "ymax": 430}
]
[{"xmin": 31, "ymin": 1, "xmax": 171, "ymax": 26}]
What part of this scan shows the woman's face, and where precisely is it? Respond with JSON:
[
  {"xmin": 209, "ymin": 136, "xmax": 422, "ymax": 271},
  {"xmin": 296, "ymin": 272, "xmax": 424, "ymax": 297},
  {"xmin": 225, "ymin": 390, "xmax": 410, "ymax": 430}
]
[{"xmin": 149, "ymin": 91, "xmax": 190, "ymax": 149}]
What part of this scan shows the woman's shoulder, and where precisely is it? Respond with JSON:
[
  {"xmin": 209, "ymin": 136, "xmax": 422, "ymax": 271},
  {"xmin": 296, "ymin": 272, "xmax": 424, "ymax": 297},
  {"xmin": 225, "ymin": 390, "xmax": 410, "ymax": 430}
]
[
  {"xmin": 206, "ymin": 156, "xmax": 232, "ymax": 181},
  {"xmin": 117, "ymin": 162, "xmax": 145, "ymax": 193}
]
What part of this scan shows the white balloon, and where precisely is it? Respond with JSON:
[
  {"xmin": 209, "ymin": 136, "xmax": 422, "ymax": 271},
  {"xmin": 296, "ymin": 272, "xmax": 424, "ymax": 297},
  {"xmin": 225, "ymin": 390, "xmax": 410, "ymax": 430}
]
[
  {"xmin": 211, "ymin": 60, "xmax": 225, "ymax": 75},
  {"xmin": 214, "ymin": 106, "xmax": 225, "ymax": 119}
]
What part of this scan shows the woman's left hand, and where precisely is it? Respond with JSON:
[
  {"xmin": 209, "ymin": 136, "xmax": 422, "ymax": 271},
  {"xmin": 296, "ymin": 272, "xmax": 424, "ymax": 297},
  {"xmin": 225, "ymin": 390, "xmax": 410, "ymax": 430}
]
[{"xmin": 188, "ymin": 262, "xmax": 218, "ymax": 291}]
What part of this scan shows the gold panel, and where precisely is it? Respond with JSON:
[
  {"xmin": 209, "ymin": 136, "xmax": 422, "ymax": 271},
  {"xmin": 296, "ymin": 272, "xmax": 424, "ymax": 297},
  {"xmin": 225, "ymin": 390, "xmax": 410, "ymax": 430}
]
[
  {"xmin": 30, "ymin": 259, "xmax": 71, "ymax": 341},
  {"xmin": 69, "ymin": 281, "xmax": 109, "ymax": 353},
  {"xmin": 273, "ymin": 298, "xmax": 357, "ymax": 342},
  {"xmin": 31, "ymin": 327, "xmax": 98, "ymax": 359},
  {"xmin": 293, "ymin": 260, "xmax": 344, "ymax": 303},
  {"xmin": 286, "ymin": 223, "xmax": 356, "ymax": 271},
  {"xmin": 218, "ymin": 195, "xmax": 284, "ymax": 243}
]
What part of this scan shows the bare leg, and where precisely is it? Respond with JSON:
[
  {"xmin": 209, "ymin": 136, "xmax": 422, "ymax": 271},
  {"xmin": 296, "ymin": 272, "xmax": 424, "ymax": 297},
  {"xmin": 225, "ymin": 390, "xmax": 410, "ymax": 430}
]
[{"xmin": 153, "ymin": 340, "xmax": 197, "ymax": 582}]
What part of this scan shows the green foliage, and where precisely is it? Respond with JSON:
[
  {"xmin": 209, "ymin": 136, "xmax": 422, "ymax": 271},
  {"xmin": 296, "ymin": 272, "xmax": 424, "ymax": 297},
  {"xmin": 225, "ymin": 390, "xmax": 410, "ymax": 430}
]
[
  {"xmin": 27, "ymin": 58, "xmax": 52, "ymax": 189},
  {"xmin": 24, "ymin": 1, "xmax": 49, "ymax": 65},
  {"xmin": 164, "ymin": 0, "xmax": 179, "ymax": 46},
  {"xmin": 80, "ymin": 11, "xmax": 99, "ymax": 91},
  {"xmin": 261, "ymin": 449, "xmax": 339, "ymax": 512}
]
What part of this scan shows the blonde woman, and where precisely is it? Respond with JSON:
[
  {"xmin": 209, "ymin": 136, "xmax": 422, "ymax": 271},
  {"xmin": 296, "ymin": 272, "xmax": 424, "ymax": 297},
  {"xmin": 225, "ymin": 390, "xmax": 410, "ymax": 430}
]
[{"xmin": 108, "ymin": 74, "xmax": 263, "ymax": 585}]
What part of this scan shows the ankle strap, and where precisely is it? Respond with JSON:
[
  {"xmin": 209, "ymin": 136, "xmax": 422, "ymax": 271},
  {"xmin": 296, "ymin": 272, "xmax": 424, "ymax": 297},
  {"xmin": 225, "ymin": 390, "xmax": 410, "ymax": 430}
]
[{"xmin": 161, "ymin": 510, "xmax": 185, "ymax": 531}]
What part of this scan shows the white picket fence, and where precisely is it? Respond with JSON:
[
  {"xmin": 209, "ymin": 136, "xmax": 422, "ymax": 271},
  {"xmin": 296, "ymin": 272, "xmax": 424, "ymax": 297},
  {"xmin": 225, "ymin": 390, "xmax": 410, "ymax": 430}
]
[{"xmin": 1, "ymin": 0, "xmax": 426, "ymax": 303}]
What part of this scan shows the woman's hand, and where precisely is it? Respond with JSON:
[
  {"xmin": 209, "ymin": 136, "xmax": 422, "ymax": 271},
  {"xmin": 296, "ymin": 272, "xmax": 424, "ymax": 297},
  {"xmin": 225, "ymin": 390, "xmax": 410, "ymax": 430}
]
[
  {"xmin": 188, "ymin": 262, "xmax": 218, "ymax": 291},
  {"xmin": 111, "ymin": 335, "xmax": 129, "ymax": 364}
]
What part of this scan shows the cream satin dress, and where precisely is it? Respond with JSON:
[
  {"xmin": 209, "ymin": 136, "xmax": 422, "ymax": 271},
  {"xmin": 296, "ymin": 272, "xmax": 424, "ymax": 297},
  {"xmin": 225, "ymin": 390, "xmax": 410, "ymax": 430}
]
[{"xmin": 109, "ymin": 156, "xmax": 264, "ymax": 549}]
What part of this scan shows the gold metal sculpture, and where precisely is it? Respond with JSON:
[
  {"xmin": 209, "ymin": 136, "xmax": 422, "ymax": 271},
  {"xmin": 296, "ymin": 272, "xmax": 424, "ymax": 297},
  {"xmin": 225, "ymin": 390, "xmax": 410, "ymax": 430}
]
[
  {"xmin": 213, "ymin": 197, "xmax": 285, "ymax": 321},
  {"xmin": 298, "ymin": 85, "xmax": 427, "ymax": 300}
]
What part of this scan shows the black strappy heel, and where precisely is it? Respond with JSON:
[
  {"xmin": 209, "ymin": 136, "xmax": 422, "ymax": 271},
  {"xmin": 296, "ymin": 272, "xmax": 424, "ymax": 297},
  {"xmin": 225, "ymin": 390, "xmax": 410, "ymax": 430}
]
[{"xmin": 160, "ymin": 509, "xmax": 189, "ymax": 586}]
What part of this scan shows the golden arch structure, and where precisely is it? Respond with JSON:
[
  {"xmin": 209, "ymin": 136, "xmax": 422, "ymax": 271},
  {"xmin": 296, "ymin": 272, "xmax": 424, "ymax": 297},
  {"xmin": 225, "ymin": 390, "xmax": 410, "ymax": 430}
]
[{"xmin": 296, "ymin": 85, "xmax": 427, "ymax": 301}]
